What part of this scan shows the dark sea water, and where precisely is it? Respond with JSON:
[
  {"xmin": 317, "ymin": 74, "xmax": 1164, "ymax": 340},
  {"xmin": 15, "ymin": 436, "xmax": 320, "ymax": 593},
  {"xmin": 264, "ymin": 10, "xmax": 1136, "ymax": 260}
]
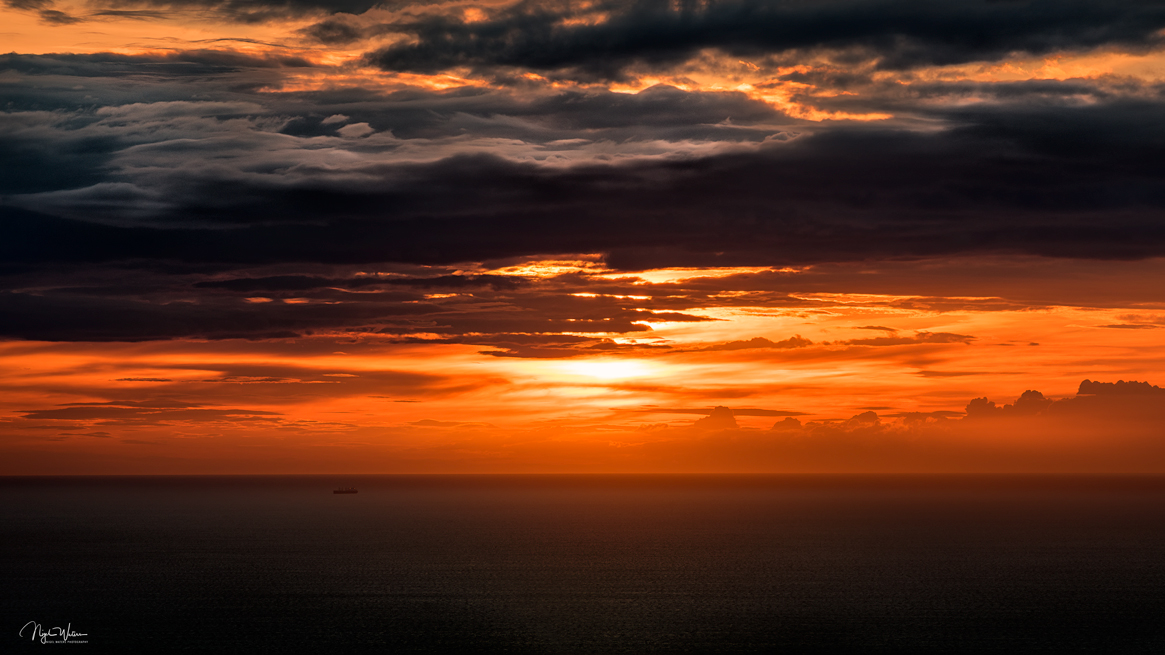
[{"xmin": 3, "ymin": 475, "xmax": 1165, "ymax": 653}]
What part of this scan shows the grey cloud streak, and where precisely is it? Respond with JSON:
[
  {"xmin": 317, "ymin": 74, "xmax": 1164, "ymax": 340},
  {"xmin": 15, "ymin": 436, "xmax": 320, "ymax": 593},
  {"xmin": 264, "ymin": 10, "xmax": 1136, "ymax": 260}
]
[{"xmin": 11, "ymin": 0, "xmax": 393, "ymax": 23}]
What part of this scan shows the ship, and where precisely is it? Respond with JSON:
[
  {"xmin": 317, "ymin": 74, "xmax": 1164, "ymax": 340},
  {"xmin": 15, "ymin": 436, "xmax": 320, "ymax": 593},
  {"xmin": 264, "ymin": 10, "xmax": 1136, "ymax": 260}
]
[{"xmin": 333, "ymin": 487, "xmax": 358, "ymax": 494}]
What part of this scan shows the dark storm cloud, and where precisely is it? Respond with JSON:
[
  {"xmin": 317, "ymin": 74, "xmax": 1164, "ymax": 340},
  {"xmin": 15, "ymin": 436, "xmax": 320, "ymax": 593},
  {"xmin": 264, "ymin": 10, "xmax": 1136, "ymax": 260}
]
[
  {"xmin": 366, "ymin": 0, "xmax": 1165, "ymax": 80},
  {"xmin": 6, "ymin": 37, "xmax": 1165, "ymax": 343},
  {"xmin": 4, "ymin": 88, "xmax": 1165, "ymax": 341},
  {"xmin": 9, "ymin": 34, "xmax": 1165, "ymax": 255},
  {"xmin": 10, "ymin": 95, "xmax": 1165, "ymax": 261}
]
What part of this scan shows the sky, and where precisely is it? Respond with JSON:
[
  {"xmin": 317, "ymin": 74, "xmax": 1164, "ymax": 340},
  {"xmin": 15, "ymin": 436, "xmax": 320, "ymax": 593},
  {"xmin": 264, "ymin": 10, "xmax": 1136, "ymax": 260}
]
[{"xmin": 3, "ymin": 0, "xmax": 1165, "ymax": 474}]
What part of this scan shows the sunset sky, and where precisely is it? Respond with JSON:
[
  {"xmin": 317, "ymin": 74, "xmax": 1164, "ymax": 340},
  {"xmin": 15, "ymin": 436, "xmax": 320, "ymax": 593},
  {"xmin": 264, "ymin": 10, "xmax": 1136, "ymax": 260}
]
[{"xmin": 3, "ymin": 0, "xmax": 1165, "ymax": 474}]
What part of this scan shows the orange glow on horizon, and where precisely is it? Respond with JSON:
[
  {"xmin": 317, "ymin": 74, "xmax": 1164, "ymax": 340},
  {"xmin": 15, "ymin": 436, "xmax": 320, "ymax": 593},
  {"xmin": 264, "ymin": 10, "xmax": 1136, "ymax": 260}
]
[{"xmin": 5, "ymin": 265, "xmax": 1165, "ymax": 474}]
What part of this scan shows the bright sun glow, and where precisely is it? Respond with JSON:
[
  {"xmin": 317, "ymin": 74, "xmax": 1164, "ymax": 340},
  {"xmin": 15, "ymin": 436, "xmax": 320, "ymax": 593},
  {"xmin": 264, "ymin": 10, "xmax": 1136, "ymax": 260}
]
[{"xmin": 560, "ymin": 359, "xmax": 653, "ymax": 380}]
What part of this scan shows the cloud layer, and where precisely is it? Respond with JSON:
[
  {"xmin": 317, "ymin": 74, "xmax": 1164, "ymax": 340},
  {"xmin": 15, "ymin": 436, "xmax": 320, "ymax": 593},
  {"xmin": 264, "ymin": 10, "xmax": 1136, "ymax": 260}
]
[
  {"xmin": 5, "ymin": 37, "xmax": 1165, "ymax": 339},
  {"xmin": 4, "ymin": 0, "xmax": 1165, "ymax": 475},
  {"xmin": 366, "ymin": 0, "xmax": 1165, "ymax": 80}
]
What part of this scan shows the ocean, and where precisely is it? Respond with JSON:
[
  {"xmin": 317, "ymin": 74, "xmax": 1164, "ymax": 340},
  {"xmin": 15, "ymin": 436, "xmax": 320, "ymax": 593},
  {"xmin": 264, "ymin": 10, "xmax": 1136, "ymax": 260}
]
[{"xmin": 3, "ymin": 475, "xmax": 1164, "ymax": 653}]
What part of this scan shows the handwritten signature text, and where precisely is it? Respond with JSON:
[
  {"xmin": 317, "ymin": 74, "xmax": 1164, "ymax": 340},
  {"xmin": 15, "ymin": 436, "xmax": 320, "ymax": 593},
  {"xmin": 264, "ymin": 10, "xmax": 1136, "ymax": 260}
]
[{"xmin": 20, "ymin": 621, "xmax": 88, "ymax": 644}]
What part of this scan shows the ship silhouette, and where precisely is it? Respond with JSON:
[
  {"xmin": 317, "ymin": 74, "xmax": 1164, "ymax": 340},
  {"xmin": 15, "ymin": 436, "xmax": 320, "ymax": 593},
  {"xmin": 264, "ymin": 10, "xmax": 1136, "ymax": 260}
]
[{"xmin": 333, "ymin": 487, "xmax": 358, "ymax": 494}]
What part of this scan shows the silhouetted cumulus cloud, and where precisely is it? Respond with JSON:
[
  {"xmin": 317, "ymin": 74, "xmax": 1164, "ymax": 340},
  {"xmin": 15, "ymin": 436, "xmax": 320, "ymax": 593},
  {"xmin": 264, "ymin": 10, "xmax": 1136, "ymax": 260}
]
[
  {"xmin": 964, "ymin": 380, "xmax": 1165, "ymax": 421},
  {"xmin": 737, "ymin": 380, "xmax": 1165, "ymax": 440},
  {"xmin": 1077, "ymin": 379, "xmax": 1165, "ymax": 396},
  {"xmin": 693, "ymin": 406, "xmax": 738, "ymax": 430},
  {"xmin": 965, "ymin": 390, "xmax": 1054, "ymax": 417},
  {"xmin": 612, "ymin": 379, "xmax": 1165, "ymax": 472},
  {"xmin": 771, "ymin": 417, "xmax": 802, "ymax": 431}
]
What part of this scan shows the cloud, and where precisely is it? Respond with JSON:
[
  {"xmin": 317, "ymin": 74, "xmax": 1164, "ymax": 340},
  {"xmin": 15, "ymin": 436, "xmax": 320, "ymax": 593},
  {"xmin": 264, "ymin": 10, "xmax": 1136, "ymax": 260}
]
[
  {"xmin": 300, "ymin": 17, "xmax": 364, "ymax": 44},
  {"xmin": 4, "ymin": 32, "xmax": 1165, "ymax": 347},
  {"xmin": 5, "ymin": 0, "xmax": 52, "ymax": 9},
  {"xmin": 1077, "ymin": 379, "xmax": 1165, "ymax": 396},
  {"xmin": 704, "ymin": 335, "xmax": 813, "ymax": 351},
  {"xmin": 842, "ymin": 331, "xmax": 975, "ymax": 347},
  {"xmin": 916, "ymin": 371, "xmax": 984, "ymax": 378},
  {"xmin": 693, "ymin": 406, "xmax": 738, "ymax": 430},
  {"xmin": 965, "ymin": 380, "xmax": 1165, "ymax": 421},
  {"xmin": 965, "ymin": 389, "xmax": 1053, "ymax": 418},
  {"xmin": 771, "ymin": 417, "xmax": 801, "ymax": 430},
  {"xmin": 10, "ymin": 95, "xmax": 1165, "ymax": 267},
  {"xmin": 337, "ymin": 121, "xmax": 375, "ymax": 138},
  {"xmin": 77, "ymin": 0, "xmax": 387, "ymax": 24},
  {"xmin": 629, "ymin": 407, "xmax": 805, "ymax": 417},
  {"xmin": 4, "ymin": 0, "xmax": 84, "ymax": 22},
  {"xmin": 9, "ymin": 378, "xmax": 1165, "ymax": 473},
  {"xmin": 408, "ymin": 419, "xmax": 494, "ymax": 428},
  {"xmin": 38, "ymin": 7, "xmax": 81, "ymax": 22},
  {"xmin": 0, "ymin": 210, "xmax": 1157, "ymax": 342},
  {"xmin": 0, "ymin": 287, "xmax": 442, "ymax": 341},
  {"xmin": 605, "ymin": 380, "xmax": 1165, "ymax": 472},
  {"xmin": 365, "ymin": 0, "xmax": 1165, "ymax": 81},
  {"xmin": 19, "ymin": 402, "xmax": 282, "ymax": 423},
  {"xmin": 6, "ymin": 52, "xmax": 1165, "ymax": 267}
]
